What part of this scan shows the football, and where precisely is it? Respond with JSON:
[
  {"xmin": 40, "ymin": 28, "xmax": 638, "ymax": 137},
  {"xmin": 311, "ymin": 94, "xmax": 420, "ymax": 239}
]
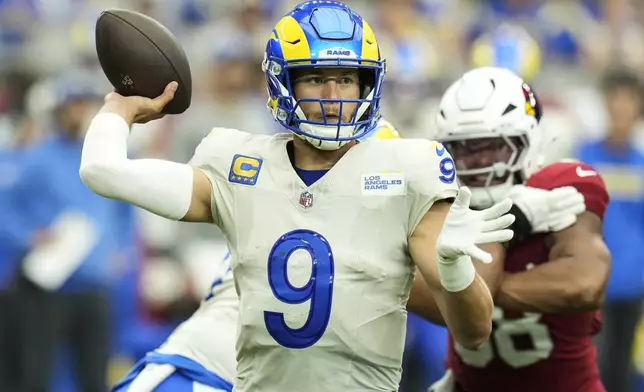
[{"xmin": 95, "ymin": 9, "xmax": 192, "ymax": 114}]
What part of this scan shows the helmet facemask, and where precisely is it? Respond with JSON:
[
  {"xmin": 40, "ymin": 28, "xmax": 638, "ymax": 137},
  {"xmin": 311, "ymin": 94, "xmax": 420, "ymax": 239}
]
[
  {"xmin": 264, "ymin": 57, "xmax": 385, "ymax": 150},
  {"xmin": 443, "ymin": 133, "xmax": 529, "ymax": 208}
]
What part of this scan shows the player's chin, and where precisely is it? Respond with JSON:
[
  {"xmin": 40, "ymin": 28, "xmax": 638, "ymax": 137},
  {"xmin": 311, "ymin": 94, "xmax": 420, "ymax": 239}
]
[{"xmin": 461, "ymin": 175, "xmax": 506, "ymax": 187}]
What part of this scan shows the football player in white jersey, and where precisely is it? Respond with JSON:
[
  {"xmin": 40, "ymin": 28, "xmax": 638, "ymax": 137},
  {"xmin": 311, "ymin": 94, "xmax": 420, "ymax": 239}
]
[
  {"xmin": 111, "ymin": 120, "xmax": 402, "ymax": 392},
  {"xmin": 112, "ymin": 251, "xmax": 236, "ymax": 392},
  {"xmin": 80, "ymin": 2, "xmax": 516, "ymax": 391}
]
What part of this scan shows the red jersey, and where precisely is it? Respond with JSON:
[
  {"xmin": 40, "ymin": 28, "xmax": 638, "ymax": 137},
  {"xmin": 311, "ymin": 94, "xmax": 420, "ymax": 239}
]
[{"xmin": 447, "ymin": 161, "xmax": 610, "ymax": 392}]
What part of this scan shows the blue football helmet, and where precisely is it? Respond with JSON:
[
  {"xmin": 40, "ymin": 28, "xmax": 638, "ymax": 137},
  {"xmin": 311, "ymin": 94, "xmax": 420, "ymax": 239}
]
[{"xmin": 263, "ymin": 1, "xmax": 386, "ymax": 150}]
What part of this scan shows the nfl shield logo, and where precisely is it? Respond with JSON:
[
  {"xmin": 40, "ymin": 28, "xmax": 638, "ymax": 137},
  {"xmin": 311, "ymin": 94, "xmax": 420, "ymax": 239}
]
[{"xmin": 299, "ymin": 191, "xmax": 314, "ymax": 209}]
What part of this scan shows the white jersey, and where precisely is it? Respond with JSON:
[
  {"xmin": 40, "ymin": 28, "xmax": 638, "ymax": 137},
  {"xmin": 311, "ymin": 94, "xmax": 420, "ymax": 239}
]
[
  {"xmin": 188, "ymin": 128, "xmax": 458, "ymax": 392},
  {"xmin": 154, "ymin": 253, "xmax": 238, "ymax": 385}
]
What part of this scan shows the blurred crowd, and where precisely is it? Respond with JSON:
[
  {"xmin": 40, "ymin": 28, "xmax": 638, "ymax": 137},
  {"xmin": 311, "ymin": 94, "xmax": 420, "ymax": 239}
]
[{"xmin": 0, "ymin": 0, "xmax": 643, "ymax": 391}]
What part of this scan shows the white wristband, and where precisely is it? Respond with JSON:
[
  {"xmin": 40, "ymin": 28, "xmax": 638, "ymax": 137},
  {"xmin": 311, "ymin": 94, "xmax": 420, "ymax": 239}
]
[{"xmin": 436, "ymin": 254, "xmax": 476, "ymax": 292}]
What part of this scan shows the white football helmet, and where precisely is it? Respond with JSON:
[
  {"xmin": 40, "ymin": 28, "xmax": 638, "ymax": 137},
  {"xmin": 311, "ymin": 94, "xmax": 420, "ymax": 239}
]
[{"xmin": 435, "ymin": 67, "xmax": 544, "ymax": 208}]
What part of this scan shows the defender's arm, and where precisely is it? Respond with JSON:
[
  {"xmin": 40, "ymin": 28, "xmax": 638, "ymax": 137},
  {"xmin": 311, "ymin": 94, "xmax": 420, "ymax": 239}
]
[
  {"xmin": 495, "ymin": 162, "xmax": 610, "ymax": 313},
  {"xmin": 496, "ymin": 212, "xmax": 610, "ymax": 313},
  {"xmin": 79, "ymin": 84, "xmax": 213, "ymax": 223}
]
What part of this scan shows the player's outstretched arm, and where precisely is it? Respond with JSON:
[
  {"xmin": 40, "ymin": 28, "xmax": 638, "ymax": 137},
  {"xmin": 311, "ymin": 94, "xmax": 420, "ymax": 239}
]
[
  {"xmin": 79, "ymin": 82, "xmax": 214, "ymax": 223},
  {"xmin": 496, "ymin": 212, "xmax": 610, "ymax": 313},
  {"xmin": 407, "ymin": 243, "xmax": 505, "ymax": 325},
  {"xmin": 409, "ymin": 189, "xmax": 514, "ymax": 349}
]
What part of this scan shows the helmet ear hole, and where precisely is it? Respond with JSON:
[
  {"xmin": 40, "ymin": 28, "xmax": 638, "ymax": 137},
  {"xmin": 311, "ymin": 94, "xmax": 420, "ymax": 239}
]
[
  {"xmin": 287, "ymin": 71, "xmax": 298, "ymax": 100},
  {"xmin": 359, "ymin": 68, "xmax": 374, "ymax": 99},
  {"xmin": 502, "ymin": 103, "xmax": 517, "ymax": 116}
]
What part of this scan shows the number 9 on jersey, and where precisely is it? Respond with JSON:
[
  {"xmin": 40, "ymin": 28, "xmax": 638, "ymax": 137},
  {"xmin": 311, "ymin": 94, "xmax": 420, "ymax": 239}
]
[{"xmin": 264, "ymin": 229, "xmax": 335, "ymax": 349}]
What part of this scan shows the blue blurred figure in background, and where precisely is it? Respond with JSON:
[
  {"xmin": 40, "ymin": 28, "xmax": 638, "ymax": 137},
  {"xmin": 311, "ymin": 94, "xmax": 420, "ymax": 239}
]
[
  {"xmin": 0, "ymin": 108, "xmax": 40, "ymax": 391},
  {"xmin": 577, "ymin": 68, "xmax": 644, "ymax": 392},
  {"xmin": 0, "ymin": 70, "xmax": 134, "ymax": 392}
]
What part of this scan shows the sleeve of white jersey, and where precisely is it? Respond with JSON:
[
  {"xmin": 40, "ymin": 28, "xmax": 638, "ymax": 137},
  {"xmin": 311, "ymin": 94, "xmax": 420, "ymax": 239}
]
[
  {"xmin": 187, "ymin": 127, "xmax": 247, "ymax": 226},
  {"xmin": 406, "ymin": 140, "xmax": 459, "ymax": 237}
]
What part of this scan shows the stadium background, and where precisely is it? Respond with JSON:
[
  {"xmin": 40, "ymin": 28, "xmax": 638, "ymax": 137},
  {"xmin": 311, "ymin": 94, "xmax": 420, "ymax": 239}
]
[{"xmin": 0, "ymin": 0, "xmax": 643, "ymax": 391}]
